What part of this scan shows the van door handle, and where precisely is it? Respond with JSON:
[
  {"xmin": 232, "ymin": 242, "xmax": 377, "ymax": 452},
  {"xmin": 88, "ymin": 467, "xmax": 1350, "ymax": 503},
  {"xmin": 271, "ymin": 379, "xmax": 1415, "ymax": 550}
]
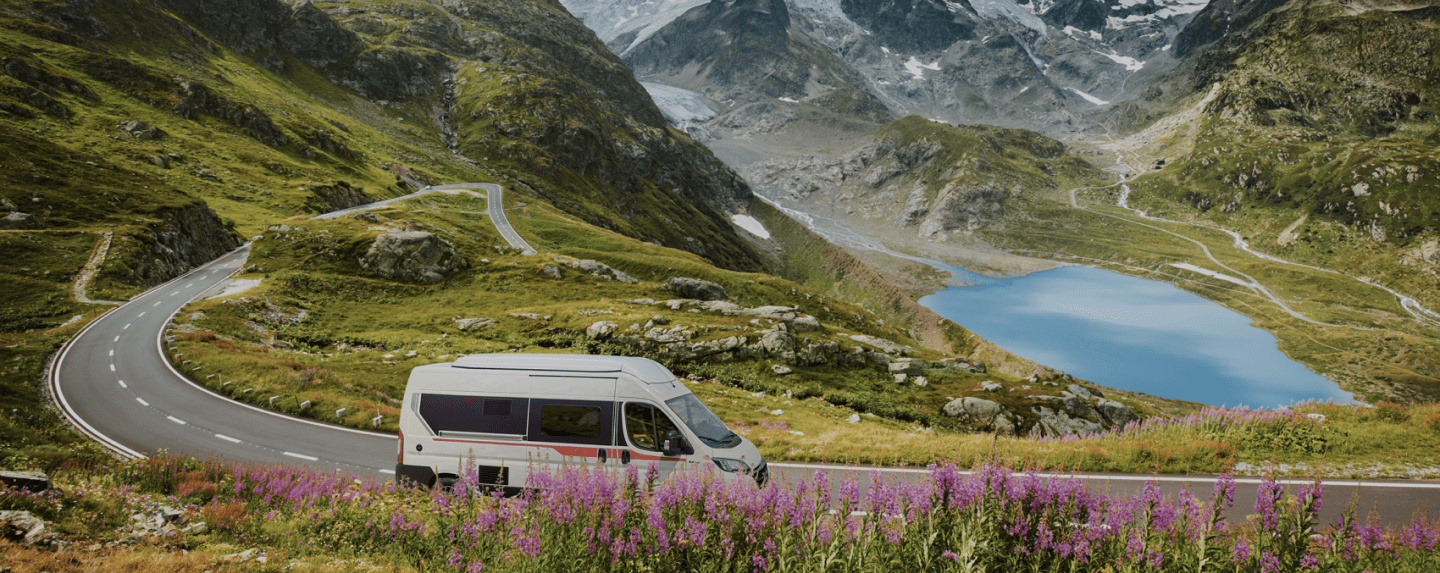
[
  {"xmin": 621, "ymin": 450, "xmax": 631, "ymax": 464},
  {"xmin": 598, "ymin": 448, "xmax": 607, "ymax": 463}
]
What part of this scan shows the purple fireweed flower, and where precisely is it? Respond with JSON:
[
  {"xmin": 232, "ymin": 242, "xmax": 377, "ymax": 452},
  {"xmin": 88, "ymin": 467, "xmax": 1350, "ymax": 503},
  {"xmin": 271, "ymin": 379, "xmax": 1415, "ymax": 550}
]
[
  {"xmin": 1301, "ymin": 554, "xmax": 1319, "ymax": 570},
  {"xmin": 1400, "ymin": 521, "xmax": 1439, "ymax": 551},
  {"xmin": 1232, "ymin": 540, "xmax": 1252, "ymax": 563}
]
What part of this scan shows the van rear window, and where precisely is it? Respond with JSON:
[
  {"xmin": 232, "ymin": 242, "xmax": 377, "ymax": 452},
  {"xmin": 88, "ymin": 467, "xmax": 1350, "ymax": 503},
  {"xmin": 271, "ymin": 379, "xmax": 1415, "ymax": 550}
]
[{"xmin": 419, "ymin": 394, "xmax": 528, "ymax": 435}]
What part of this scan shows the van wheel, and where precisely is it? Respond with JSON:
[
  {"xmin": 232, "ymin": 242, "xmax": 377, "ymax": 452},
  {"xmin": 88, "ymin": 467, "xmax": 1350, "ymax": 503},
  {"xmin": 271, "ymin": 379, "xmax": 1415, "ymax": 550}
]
[{"xmin": 435, "ymin": 474, "xmax": 459, "ymax": 493}]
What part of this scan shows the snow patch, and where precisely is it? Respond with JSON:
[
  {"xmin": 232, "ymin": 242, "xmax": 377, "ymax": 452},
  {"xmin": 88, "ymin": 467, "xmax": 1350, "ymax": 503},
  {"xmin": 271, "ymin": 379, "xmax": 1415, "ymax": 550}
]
[
  {"xmin": 779, "ymin": 96, "xmax": 800, "ymax": 103},
  {"xmin": 731, "ymin": 215, "xmax": 771, "ymax": 239},
  {"xmin": 904, "ymin": 56, "xmax": 941, "ymax": 79},
  {"xmin": 641, "ymin": 82, "xmax": 716, "ymax": 123},
  {"xmin": 789, "ymin": 0, "xmax": 865, "ymax": 31},
  {"xmin": 881, "ymin": 46, "xmax": 890, "ymax": 54},
  {"xmin": 1102, "ymin": 52, "xmax": 1144, "ymax": 71},
  {"xmin": 1018, "ymin": 86, "xmax": 1030, "ymax": 94},
  {"xmin": 963, "ymin": 0, "xmax": 1048, "ymax": 34},
  {"xmin": 1065, "ymin": 87, "xmax": 1110, "ymax": 106},
  {"xmin": 1161, "ymin": 44, "xmax": 1172, "ymax": 51}
]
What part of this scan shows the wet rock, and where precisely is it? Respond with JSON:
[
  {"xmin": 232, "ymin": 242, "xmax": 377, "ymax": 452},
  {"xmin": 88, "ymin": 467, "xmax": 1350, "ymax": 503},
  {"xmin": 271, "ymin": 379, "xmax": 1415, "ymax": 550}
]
[
  {"xmin": 660, "ymin": 277, "xmax": 728, "ymax": 301},
  {"xmin": 359, "ymin": 231, "xmax": 468, "ymax": 284}
]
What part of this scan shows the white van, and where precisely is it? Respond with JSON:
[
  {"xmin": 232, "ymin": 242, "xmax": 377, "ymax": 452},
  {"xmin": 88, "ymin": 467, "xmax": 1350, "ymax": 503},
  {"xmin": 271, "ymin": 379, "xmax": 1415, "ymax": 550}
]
[{"xmin": 394, "ymin": 354, "xmax": 768, "ymax": 490}]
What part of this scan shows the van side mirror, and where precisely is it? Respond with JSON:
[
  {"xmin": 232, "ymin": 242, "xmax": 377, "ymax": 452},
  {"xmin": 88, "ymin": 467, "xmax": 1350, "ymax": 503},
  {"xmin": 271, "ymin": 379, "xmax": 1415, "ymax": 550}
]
[{"xmin": 662, "ymin": 430, "xmax": 693, "ymax": 456}]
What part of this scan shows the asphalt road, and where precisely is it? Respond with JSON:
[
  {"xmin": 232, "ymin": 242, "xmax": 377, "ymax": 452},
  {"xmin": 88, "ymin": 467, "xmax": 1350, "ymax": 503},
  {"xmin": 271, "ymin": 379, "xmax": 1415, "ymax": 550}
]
[
  {"xmin": 47, "ymin": 187, "xmax": 1440, "ymax": 526},
  {"xmin": 316, "ymin": 182, "xmax": 536, "ymax": 255}
]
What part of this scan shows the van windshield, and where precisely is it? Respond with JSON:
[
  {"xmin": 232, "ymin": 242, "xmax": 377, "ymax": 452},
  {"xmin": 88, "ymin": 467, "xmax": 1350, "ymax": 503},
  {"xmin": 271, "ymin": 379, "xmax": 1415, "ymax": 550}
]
[{"xmin": 665, "ymin": 393, "xmax": 742, "ymax": 449}]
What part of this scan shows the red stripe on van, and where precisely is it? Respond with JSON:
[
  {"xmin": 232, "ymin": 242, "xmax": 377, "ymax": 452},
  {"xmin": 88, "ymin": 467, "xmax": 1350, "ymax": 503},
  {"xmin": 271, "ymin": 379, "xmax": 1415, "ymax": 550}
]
[{"xmin": 432, "ymin": 438, "xmax": 683, "ymax": 462}]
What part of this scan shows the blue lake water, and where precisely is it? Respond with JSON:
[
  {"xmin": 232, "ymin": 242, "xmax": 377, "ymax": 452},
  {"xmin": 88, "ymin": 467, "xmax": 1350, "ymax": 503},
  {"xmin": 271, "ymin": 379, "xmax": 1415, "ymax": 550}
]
[{"xmin": 918, "ymin": 265, "xmax": 1355, "ymax": 408}]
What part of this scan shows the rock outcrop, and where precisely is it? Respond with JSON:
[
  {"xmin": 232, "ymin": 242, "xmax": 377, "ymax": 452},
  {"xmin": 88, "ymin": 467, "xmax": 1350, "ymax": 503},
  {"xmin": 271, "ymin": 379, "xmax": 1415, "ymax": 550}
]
[
  {"xmin": 359, "ymin": 231, "xmax": 468, "ymax": 284},
  {"xmin": 110, "ymin": 204, "xmax": 241, "ymax": 287},
  {"xmin": 660, "ymin": 277, "xmax": 729, "ymax": 301},
  {"xmin": 1, "ymin": 212, "xmax": 40, "ymax": 229}
]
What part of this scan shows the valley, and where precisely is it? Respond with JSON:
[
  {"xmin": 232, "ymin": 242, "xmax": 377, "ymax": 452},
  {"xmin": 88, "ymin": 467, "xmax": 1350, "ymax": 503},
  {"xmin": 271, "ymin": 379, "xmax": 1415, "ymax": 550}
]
[{"xmin": 0, "ymin": 0, "xmax": 1438, "ymax": 569}]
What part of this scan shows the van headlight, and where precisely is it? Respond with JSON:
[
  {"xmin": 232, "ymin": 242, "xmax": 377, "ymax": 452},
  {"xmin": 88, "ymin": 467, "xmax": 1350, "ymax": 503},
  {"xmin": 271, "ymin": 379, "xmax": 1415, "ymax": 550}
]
[{"xmin": 713, "ymin": 458, "xmax": 751, "ymax": 474}]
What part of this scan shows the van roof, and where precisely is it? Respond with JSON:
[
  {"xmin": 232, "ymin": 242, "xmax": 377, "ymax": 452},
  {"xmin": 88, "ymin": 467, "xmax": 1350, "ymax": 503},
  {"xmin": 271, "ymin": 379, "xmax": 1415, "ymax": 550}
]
[{"xmin": 449, "ymin": 354, "xmax": 677, "ymax": 384}]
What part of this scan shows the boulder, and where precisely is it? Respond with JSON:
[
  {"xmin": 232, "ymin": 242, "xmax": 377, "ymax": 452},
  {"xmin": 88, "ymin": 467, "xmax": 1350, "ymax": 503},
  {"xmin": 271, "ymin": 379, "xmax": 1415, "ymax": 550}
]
[
  {"xmin": 660, "ymin": 277, "xmax": 728, "ymax": 301},
  {"xmin": 0, "ymin": 511, "xmax": 55, "ymax": 546},
  {"xmin": 586, "ymin": 321, "xmax": 618, "ymax": 340},
  {"xmin": 979, "ymin": 381, "xmax": 1003, "ymax": 392},
  {"xmin": 846, "ymin": 414, "xmax": 861, "ymax": 424},
  {"xmin": 992, "ymin": 413, "xmax": 1016, "ymax": 435},
  {"xmin": 893, "ymin": 373, "xmax": 908, "ymax": 384},
  {"xmin": 758, "ymin": 331, "xmax": 797, "ymax": 362},
  {"xmin": 942, "ymin": 397, "xmax": 1004, "ymax": 425},
  {"xmin": 542, "ymin": 266, "xmax": 562, "ymax": 279},
  {"xmin": 1096, "ymin": 399, "xmax": 1138, "ymax": 426},
  {"xmin": 0, "ymin": 212, "xmax": 39, "ymax": 230},
  {"xmin": 848, "ymin": 334, "xmax": 906, "ymax": 355},
  {"xmin": 1067, "ymin": 384, "xmax": 1099, "ymax": 400},
  {"xmin": 888, "ymin": 361, "xmax": 919, "ymax": 376},
  {"xmin": 453, "ymin": 317, "xmax": 496, "ymax": 331},
  {"xmin": 788, "ymin": 315, "xmax": 822, "ymax": 333},
  {"xmin": 359, "ymin": 231, "xmax": 467, "ymax": 284},
  {"xmin": 911, "ymin": 376, "xmax": 928, "ymax": 387},
  {"xmin": 644, "ymin": 326, "xmax": 691, "ymax": 343},
  {"xmin": 117, "ymin": 119, "xmax": 163, "ymax": 140},
  {"xmin": 555, "ymin": 257, "xmax": 637, "ymax": 283},
  {"xmin": 1031, "ymin": 406, "xmax": 1103, "ymax": 436},
  {"xmin": 771, "ymin": 365, "xmax": 792, "ymax": 375},
  {"xmin": 0, "ymin": 470, "xmax": 48, "ymax": 493}
]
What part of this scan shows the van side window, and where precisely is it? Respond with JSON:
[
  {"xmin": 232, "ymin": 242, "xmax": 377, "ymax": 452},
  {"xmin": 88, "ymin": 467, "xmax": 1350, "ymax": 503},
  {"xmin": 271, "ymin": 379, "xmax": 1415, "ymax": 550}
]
[
  {"xmin": 529, "ymin": 399, "xmax": 614, "ymax": 445},
  {"xmin": 624, "ymin": 402, "xmax": 681, "ymax": 453},
  {"xmin": 419, "ymin": 394, "xmax": 528, "ymax": 435}
]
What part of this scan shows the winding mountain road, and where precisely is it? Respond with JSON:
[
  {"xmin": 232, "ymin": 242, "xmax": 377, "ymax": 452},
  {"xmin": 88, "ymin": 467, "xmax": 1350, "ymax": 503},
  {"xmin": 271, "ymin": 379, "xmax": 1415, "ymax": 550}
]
[{"xmin": 48, "ymin": 183, "xmax": 1440, "ymax": 526}]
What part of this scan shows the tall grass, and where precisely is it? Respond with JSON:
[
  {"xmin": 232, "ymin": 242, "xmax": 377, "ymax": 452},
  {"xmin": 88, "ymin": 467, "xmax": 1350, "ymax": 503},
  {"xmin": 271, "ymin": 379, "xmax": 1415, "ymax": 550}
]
[{"xmin": 3, "ymin": 457, "xmax": 1436, "ymax": 572}]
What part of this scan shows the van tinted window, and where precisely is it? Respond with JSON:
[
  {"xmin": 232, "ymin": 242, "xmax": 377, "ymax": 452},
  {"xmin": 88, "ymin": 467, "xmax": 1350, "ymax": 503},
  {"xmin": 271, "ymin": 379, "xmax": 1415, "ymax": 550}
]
[
  {"xmin": 419, "ymin": 394, "xmax": 528, "ymax": 435},
  {"xmin": 529, "ymin": 400, "xmax": 613, "ymax": 445}
]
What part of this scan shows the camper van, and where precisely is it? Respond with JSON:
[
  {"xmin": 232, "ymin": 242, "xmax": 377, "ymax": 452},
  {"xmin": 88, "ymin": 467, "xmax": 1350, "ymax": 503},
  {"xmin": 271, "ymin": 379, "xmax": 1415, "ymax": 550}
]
[{"xmin": 394, "ymin": 354, "xmax": 768, "ymax": 490}]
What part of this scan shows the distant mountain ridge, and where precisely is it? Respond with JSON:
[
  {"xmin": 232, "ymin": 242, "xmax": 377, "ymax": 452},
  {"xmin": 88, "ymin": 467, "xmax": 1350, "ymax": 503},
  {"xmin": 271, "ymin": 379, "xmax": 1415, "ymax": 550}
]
[{"xmin": 565, "ymin": 0, "xmax": 1213, "ymax": 132}]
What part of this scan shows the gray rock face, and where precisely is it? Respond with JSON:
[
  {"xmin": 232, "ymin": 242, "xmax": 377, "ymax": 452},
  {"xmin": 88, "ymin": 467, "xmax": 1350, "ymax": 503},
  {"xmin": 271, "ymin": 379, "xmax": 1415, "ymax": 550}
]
[
  {"xmin": 278, "ymin": 1, "xmax": 364, "ymax": 69},
  {"xmin": 1067, "ymin": 384, "xmax": 1099, "ymax": 400},
  {"xmin": 555, "ymin": 257, "xmax": 638, "ymax": 283},
  {"xmin": 542, "ymin": 266, "xmax": 562, "ymax": 279},
  {"xmin": 787, "ymin": 315, "xmax": 822, "ymax": 332},
  {"xmin": 453, "ymin": 317, "xmax": 496, "ymax": 331},
  {"xmin": 759, "ymin": 330, "xmax": 796, "ymax": 361},
  {"xmin": 979, "ymin": 381, "xmax": 1003, "ymax": 392},
  {"xmin": 359, "ymin": 231, "xmax": 468, "ymax": 284},
  {"xmin": 0, "ymin": 510, "xmax": 56, "ymax": 546},
  {"xmin": 943, "ymin": 397, "xmax": 1004, "ymax": 425},
  {"xmin": 0, "ymin": 212, "xmax": 40, "ymax": 230},
  {"xmin": 115, "ymin": 204, "xmax": 241, "ymax": 287},
  {"xmin": 661, "ymin": 277, "xmax": 729, "ymax": 301},
  {"xmin": 848, "ymin": 334, "xmax": 906, "ymax": 355},
  {"xmin": 0, "ymin": 470, "xmax": 48, "ymax": 493}
]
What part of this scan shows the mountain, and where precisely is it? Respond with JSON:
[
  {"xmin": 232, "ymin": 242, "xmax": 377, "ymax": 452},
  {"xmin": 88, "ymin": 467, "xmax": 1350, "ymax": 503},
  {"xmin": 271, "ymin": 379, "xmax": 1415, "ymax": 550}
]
[
  {"xmin": 565, "ymin": 0, "xmax": 1212, "ymax": 133},
  {"xmin": 0, "ymin": 0, "xmax": 767, "ymax": 278}
]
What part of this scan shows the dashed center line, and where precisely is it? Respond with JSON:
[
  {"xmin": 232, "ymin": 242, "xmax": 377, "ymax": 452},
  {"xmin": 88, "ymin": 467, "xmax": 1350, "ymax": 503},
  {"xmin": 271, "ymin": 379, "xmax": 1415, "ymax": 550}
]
[
  {"xmin": 283, "ymin": 452, "xmax": 319, "ymax": 462},
  {"xmin": 137, "ymin": 312, "xmax": 145, "ymax": 318},
  {"xmin": 109, "ymin": 364, "xmax": 116, "ymax": 372},
  {"xmin": 118, "ymin": 380, "xmax": 127, "ymax": 388},
  {"xmin": 153, "ymin": 301, "xmax": 162, "ymax": 307},
  {"xmin": 136, "ymin": 397, "xmax": 149, "ymax": 406},
  {"xmin": 215, "ymin": 434, "xmax": 241, "ymax": 444},
  {"xmin": 167, "ymin": 416, "xmax": 186, "ymax": 425},
  {"xmin": 169, "ymin": 291, "xmax": 179, "ymax": 296},
  {"xmin": 123, "ymin": 323, "xmax": 131, "ymax": 330},
  {"xmin": 113, "ymin": 336, "xmax": 120, "ymax": 342},
  {"xmin": 108, "ymin": 349, "xmax": 114, "ymax": 357}
]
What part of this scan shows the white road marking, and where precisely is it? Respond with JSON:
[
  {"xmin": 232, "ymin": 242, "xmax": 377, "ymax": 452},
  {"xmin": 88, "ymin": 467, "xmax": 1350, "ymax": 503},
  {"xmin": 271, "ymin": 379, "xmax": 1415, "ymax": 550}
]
[
  {"xmin": 169, "ymin": 291, "xmax": 179, "ymax": 296},
  {"xmin": 379, "ymin": 469, "xmax": 396, "ymax": 475},
  {"xmin": 185, "ymin": 282, "xmax": 194, "ymax": 288},
  {"xmin": 153, "ymin": 301, "xmax": 162, "ymax": 307},
  {"xmin": 284, "ymin": 452, "xmax": 319, "ymax": 462},
  {"xmin": 123, "ymin": 323, "xmax": 130, "ymax": 330},
  {"xmin": 109, "ymin": 349, "xmax": 114, "ymax": 356},
  {"xmin": 118, "ymin": 380, "xmax": 127, "ymax": 388},
  {"xmin": 215, "ymin": 434, "xmax": 241, "ymax": 444},
  {"xmin": 109, "ymin": 364, "xmax": 115, "ymax": 372},
  {"xmin": 167, "ymin": 416, "xmax": 186, "ymax": 425},
  {"xmin": 136, "ymin": 397, "xmax": 149, "ymax": 406},
  {"xmin": 114, "ymin": 336, "xmax": 120, "ymax": 342},
  {"xmin": 137, "ymin": 312, "xmax": 145, "ymax": 318}
]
